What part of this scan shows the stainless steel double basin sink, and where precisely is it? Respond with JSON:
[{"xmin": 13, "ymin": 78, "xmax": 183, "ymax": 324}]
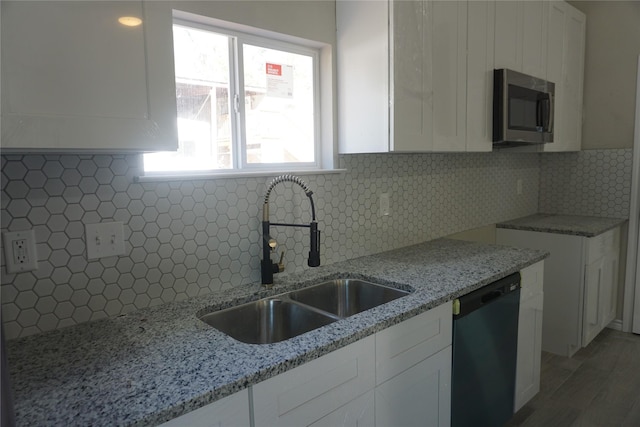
[{"xmin": 199, "ymin": 279, "xmax": 411, "ymax": 344}]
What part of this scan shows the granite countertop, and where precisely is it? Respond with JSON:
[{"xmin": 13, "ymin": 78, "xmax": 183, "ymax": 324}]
[
  {"xmin": 7, "ymin": 238, "xmax": 547, "ymax": 427},
  {"xmin": 496, "ymin": 213, "xmax": 627, "ymax": 237}
]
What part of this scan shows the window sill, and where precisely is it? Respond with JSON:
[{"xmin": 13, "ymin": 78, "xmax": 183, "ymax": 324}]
[{"xmin": 134, "ymin": 168, "xmax": 347, "ymax": 183}]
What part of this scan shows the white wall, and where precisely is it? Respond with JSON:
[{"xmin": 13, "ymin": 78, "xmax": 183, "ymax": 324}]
[{"xmin": 570, "ymin": 0, "xmax": 640, "ymax": 149}]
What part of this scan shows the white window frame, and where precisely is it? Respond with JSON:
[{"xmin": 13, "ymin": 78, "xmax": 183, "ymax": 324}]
[
  {"xmin": 144, "ymin": 11, "xmax": 328, "ymax": 178},
  {"xmin": 233, "ymin": 31, "xmax": 321, "ymax": 171}
]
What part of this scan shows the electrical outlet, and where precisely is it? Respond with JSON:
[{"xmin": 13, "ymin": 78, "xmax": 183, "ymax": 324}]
[{"xmin": 3, "ymin": 230, "xmax": 38, "ymax": 273}]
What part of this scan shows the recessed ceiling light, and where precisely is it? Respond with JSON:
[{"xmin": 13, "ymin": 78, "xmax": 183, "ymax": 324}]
[{"xmin": 118, "ymin": 16, "xmax": 142, "ymax": 27}]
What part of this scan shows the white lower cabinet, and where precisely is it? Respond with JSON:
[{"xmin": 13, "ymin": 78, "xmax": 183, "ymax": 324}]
[
  {"xmin": 159, "ymin": 388, "xmax": 250, "ymax": 427},
  {"xmin": 583, "ymin": 230, "xmax": 620, "ymax": 346},
  {"xmin": 514, "ymin": 261, "xmax": 544, "ymax": 412},
  {"xmin": 375, "ymin": 302, "xmax": 452, "ymax": 427},
  {"xmin": 253, "ymin": 302, "xmax": 452, "ymax": 427},
  {"xmin": 375, "ymin": 301, "xmax": 452, "ymax": 385},
  {"xmin": 583, "ymin": 257, "xmax": 605, "ymax": 345},
  {"xmin": 252, "ymin": 335, "xmax": 376, "ymax": 427},
  {"xmin": 375, "ymin": 347, "xmax": 452, "ymax": 427},
  {"xmin": 497, "ymin": 226, "xmax": 621, "ymax": 357},
  {"xmin": 309, "ymin": 390, "xmax": 375, "ymax": 427}
]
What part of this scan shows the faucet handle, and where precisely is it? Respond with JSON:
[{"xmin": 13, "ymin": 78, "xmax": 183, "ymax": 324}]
[
  {"xmin": 277, "ymin": 248, "xmax": 285, "ymax": 273},
  {"xmin": 268, "ymin": 239, "xmax": 277, "ymax": 251}
]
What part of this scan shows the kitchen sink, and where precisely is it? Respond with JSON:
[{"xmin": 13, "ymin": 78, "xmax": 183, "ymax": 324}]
[
  {"xmin": 199, "ymin": 298, "xmax": 338, "ymax": 344},
  {"xmin": 287, "ymin": 279, "xmax": 411, "ymax": 318},
  {"xmin": 199, "ymin": 279, "xmax": 411, "ymax": 344}
]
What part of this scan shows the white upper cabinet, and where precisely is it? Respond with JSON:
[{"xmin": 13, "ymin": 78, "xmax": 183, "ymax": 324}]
[
  {"xmin": 544, "ymin": 1, "xmax": 586, "ymax": 152},
  {"xmin": 466, "ymin": 1, "xmax": 495, "ymax": 152},
  {"xmin": 338, "ymin": 0, "xmax": 489, "ymax": 154},
  {"xmin": 390, "ymin": 0, "xmax": 432, "ymax": 153},
  {"xmin": 494, "ymin": 1, "xmax": 548, "ymax": 79},
  {"xmin": 336, "ymin": 0, "xmax": 390, "ymax": 153},
  {"xmin": 429, "ymin": 1, "xmax": 468, "ymax": 152},
  {"xmin": 1, "ymin": 1, "xmax": 178, "ymax": 152},
  {"xmin": 337, "ymin": 0, "xmax": 437, "ymax": 153},
  {"xmin": 492, "ymin": 0, "xmax": 585, "ymax": 152}
]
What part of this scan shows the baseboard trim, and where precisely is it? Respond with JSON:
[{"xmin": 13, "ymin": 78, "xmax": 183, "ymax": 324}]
[{"xmin": 607, "ymin": 319, "xmax": 623, "ymax": 331}]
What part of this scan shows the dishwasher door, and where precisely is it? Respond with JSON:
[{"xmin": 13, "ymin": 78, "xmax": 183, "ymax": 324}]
[{"xmin": 451, "ymin": 273, "xmax": 521, "ymax": 427}]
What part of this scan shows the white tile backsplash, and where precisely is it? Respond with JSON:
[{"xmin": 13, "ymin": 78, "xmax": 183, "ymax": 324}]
[
  {"xmin": 1, "ymin": 151, "xmax": 542, "ymax": 338},
  {"xmin": 539, "ymin": 149, "xmax": 632, "ymax": 218},
  {"xmin": 6, "ymin": 148, "xmax": 632, "ymax": 339}
]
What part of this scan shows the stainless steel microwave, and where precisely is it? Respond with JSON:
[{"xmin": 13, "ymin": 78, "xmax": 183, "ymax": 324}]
[{"xmin": 493, "ymin": 69, "xmax": 555, "ymax": 146}]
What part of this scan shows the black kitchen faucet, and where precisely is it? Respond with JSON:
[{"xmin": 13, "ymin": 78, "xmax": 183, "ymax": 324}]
[{"xmin": 261, "ymin": 175, "xmax": 320, "ymax": 286}]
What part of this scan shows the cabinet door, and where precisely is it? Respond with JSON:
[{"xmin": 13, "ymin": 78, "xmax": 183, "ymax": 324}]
[
  {"xmin": 1, "ymin": 1, "xmax": 178, "ymax": 152},
  {"xmin": 466, "ymin": 0, "xmax": 494, "ymax": 152},
  {"xmin": 583, "ymin": 257, "xmax": 605, "ymax": 346},
  {"xmin": 544, "ymin": 1, "xmax": 586, "ymax": 152},
  {"xmin": 515, "ymin": 293, "xmax": 544, "ymax": 412},
  {"xmin": 497, "ymin": 229, "xmax": 584, "ymax": 357},
  {"xmin": 545, "ymin": 1, "xmax": 566, "ymax": 151},
  {"xmin": 309, "ymin": 390, "xmax": 375, "ymax": 427},
  {"xmin": 376, "ymin": 301, "xmax": 452, "ymax": 385},
  {"xmin": 494, "ymin": 1, "xmax": 523, "ymax": 71},
  {"xmin": 521, "ymin": 1, "xmax": 548, "ymax": 79},
  {"xmin": 252, "ymin": 335, "xmax": 375, "ymax": 427},
  {"xmin": 375, "ymin": 346, "xmax": 452, "ymax": 427},
  {"xmin": 494, "ymin": 1, "xmax": 547, "ymax": 78},
  {"xmin": 391, "ymin": 0, "xmax": 432, "ymax": 153},
  {"xmin": 429, "ymin": 1, "xmax": 467, "ymax": 152},
  {"xmin": 602, "ymin": 243, "xmax": 620, "ymax": 327},
  {"xmin": 562, "ymin": 4, "xmax": 586, "ymax": 151},
  {"xmin": 337, "ymin": 0, "xmax": 390, "ymax": 153},
  {"xmin": 159, "ymin": 389, "xmax": 250, "ymax": 427}
]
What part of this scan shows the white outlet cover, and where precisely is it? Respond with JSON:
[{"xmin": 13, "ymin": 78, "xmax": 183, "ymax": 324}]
[
  {"xmin": 3, "ymin": 230, "xmax": 38, "ymax": 273},
  {"xmin": 85, "ymin": 222, "xmax": 125, "ymax": 260}
]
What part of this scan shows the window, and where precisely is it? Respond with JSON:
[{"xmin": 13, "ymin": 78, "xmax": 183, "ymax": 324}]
[{"xmin": 144, "ymin": 17, "xmax": 321, "ymax": 175}]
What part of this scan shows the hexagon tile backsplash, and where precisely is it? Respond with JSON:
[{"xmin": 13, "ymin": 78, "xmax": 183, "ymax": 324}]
[
  {"xmin": 1, "ymin": 149, "xmax": 628, "ymax": 339},
  {"xmin": 539, "ymin": 149, "xmax": 632, "ymax": 218}
]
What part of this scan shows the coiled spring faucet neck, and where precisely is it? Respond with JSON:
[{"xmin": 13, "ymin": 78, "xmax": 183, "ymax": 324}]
[
  {"xmin": 263, "ymin": 174, "xmax": 316, "ymax": 222},
  {"xmin": 261, "ymin": 175, "xmax": 320, "ymax": 285}
]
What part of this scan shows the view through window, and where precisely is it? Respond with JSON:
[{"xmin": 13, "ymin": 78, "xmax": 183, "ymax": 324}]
[{"xmin": 144, "ymin": 21, "xmax": 318, "ymax": 174}]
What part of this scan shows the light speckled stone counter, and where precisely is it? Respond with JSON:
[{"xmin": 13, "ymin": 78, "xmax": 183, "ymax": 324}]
[
  {"xmin": 496, "ymin": 214, "xmax": 627, "ymax": 237},
  {"xmin": 6, "ymin": 238, "xmax": 547, "ymax": 427}
]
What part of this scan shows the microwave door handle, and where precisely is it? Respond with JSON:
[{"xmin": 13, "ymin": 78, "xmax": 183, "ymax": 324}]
[
  {"xmin": 547, "ymin": 92, "xmax": 554, "ymax": 133},
  {"xmin": 538, "ymin": 93, "xmax": 553, "ymax": 132}
]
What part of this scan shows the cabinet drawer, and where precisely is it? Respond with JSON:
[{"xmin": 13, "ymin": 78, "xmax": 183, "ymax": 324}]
[
  {"xmin": 375, "ymin": 346, "xmax": 452, "ymax": 427},
  {"xmin": 159, "ymin": 389, "xmax": 250, "ymax": 427},
  {"xmin": 376, "ymin": 302, "xmax": 452, "ymax": 385},
  {"xmin": 252, "ymin": 335, "xmax": 375, "ymax": 426},
  {"xmin": 586, "ymin": 228, "xmax": 619, "ymax": 264},
  {"xmin": 604, "ymin": 227, "xmax": 620, "ymax": 251},
  {"xmin": 520, "ymin": 261, "xmax": 544, "ymax": 300}
]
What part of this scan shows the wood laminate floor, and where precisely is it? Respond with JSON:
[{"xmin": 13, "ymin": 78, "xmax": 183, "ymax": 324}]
[{"xmin": 506, "ymin": 328, "xmax": 640, "ymax": 427}]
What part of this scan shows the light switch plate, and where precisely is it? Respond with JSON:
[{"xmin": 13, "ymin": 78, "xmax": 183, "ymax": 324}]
[
  {"xmin": 380, "ymin": 193, "xmax": 390, "ymax": 216},
  {"xmin": 3, "ymin": 230, "xmax": 38, "ymax": 273},
  {"xmin": 85, "ymin": 222, "xmax": 125, "ymax": 260}
]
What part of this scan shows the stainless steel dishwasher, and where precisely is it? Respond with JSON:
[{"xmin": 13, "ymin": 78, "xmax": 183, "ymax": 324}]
[{"xmin": 451, "ymin": 272, "xmax": 521, "ymax": 427}]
